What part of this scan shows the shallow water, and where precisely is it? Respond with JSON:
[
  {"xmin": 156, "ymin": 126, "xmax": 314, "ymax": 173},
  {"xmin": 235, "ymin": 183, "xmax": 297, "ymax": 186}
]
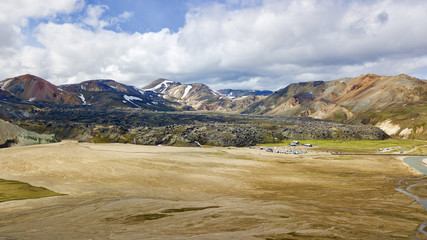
[
  {"xmin": 399, "ymin": 156, "xmax": 427, "ymax": 236},
  {"xmin": 405, "ymin": 156, "xmax": 427, "ymax": 175}
]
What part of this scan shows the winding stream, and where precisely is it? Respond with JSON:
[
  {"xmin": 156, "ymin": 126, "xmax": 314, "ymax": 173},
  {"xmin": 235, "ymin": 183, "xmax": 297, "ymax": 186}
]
[{"xmin": 398, "ymin": 156, "xmax": 427, "ymax": 235}]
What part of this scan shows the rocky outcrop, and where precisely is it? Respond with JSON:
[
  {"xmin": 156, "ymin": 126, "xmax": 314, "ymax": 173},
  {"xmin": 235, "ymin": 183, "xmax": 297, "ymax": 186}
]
[
  {"xmin": 15, "ymin": 108, "xmax": 389, "ymax": 147},
  {"xmin": 0, "ymin": 119, "xmax": 58, "ymax": 148}
]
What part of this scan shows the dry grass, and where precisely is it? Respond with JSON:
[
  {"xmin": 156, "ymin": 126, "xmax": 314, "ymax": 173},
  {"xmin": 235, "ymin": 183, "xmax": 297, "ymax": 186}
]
[{"xmin": 0, "ymin": 141, "xmax": 425, "ymax": 239}]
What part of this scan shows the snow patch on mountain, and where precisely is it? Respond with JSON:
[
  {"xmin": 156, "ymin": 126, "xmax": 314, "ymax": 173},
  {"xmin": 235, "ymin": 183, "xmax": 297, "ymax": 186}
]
[
  {"xmin": 78, "ymin": 94, "xmax": 86, "ymax": 105},
  {"xmin": 124, "ymin": 95, "xmax": 142, "ymax": 101},
  {"xmin": 146, "ymin": 80, "xmax": 175, "ymax": 93},
  {"xmin": 0, "ymin": 79, "xmax": 13, "ymax": 88},
  {"xmin": 182, "ymin": 85, "xmax": 193, "ymax": 99},
  {"xmin": 133, "ymin": 87, "xmax": 146, "ymax": 95},
  {"xmin": 210, "ymin": 89, "xmax": 220, "ymax": 95},
  {"xmin": 124, "ymin": 95, "xmax": 142, "ymax": 108}
]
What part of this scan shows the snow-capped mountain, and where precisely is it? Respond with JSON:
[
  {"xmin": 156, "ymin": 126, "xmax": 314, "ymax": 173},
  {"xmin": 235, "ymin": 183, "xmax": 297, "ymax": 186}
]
[
  {"xmin": 60, "ymin": 79, "xmax": 176, "ymax": 110},
  {"xmin": 142, "ymin": 78, "xmax": 259, "ymax": 111}
]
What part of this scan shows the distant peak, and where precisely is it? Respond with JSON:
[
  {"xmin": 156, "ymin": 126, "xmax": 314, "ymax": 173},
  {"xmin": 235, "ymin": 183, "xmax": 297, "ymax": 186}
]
[
  {"xmin": 359, "ymin": 73, "xmax": 378, "ymax": 78},
  {"xmin": 17, "ymin": 74, "xmax": 45, "ymax": 80},
  {"xmin": 397, "ymin": 73, "xmax": 411, "ymax": 78},
  {"xmin": 20, "ymin": 73, "xmax": 35, "ymax": 77},
  {"xmin": 142, "ymin": 78, "xmax": 180, "ymax": 92},
  {"xmin": 358, "ymin": 73, "xmax": 415, "ymax": 79},
  {"xmin": 157, "ymin": 78, "xmax": 179, "ymax": 85},
  {"xmin": 82, "ymin": 79, "xmax": 116, "ymax": 83}
]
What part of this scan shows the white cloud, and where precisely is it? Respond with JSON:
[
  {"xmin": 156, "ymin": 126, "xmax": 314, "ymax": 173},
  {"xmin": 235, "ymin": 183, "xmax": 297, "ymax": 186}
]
[
  {"xmin": 82, "ymin": 4, "xmax": 132, "ymax": 31},
  {"xmin": 83, "ymin": 4, "xmax": 109, "ymax": 30},
  {"xmin": 0, "ymin": 0, "xmax": 80, "ymax": 24},
  {"xmin": 0, "ymin": 0, "xmax": 79, "ymax": 57},
  {"xmin": 0, "ymin": 0, "xmax": 82, "ymax": 79},
  {"xmin": 209, "ymin": 76, "xmax": 271, "ymax": 90},
  {"xmin": 1, "ymin": 0, "xmax": 427, "ymax": 90}
]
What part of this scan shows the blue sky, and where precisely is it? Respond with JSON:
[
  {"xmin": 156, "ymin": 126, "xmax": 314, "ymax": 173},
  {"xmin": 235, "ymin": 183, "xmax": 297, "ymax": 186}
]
[
  {"xmin": 83, "ymin": 0, "xmax": 190, "ymax": 33},
  {"xmin": 85, "ymin": 0, "xmax": 260, "ymax": 33},
  {"xmin": 26, "ymin": 0, "xmax": 233, "ymax": 34},
  {"xmin": 23, "ymin": 0, "xmax": 191, "ymax": 35},
  {"xmin": 0, "ymin": 0, "xmax": 427, "ymax": 90}
]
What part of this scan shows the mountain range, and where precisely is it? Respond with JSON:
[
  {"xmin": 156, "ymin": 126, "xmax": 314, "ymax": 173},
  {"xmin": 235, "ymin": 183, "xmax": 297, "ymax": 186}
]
[
  {"xmin": 0, "ymin": 73, "xmax": 426, "ymax": 139},
  {"xmin": 244, "ymin": 74, "xmax": 427, "ymax": 139},
  {"xmin": 141, "ymin": 78, "xmax": 267, "ymax": 111}
]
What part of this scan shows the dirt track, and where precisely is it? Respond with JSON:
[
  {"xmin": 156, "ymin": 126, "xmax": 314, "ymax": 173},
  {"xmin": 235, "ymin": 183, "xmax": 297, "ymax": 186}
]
[{"xmin": 0, "ymin": 141, "xmax": 426, "ymax": 239}]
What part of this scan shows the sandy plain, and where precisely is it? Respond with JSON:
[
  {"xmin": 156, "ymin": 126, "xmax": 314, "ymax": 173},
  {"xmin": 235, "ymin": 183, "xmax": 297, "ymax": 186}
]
[{"xmin": 0, "ymin": 141, "xmax": 426, "ymax": 240}]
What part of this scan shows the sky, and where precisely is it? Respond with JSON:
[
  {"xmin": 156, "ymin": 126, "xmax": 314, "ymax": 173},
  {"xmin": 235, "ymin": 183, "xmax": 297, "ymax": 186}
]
[{"xmin": 0, "ymin": 0, "xmax": 427, "ymax": 90}]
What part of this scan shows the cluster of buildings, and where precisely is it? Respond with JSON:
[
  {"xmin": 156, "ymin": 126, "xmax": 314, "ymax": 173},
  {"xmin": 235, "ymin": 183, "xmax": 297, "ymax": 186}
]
[
  {"xmin": 376, "ymin": 146, "xmax": 403, "ymax": 153},
  {"xmin": 254, "ymin": 141, "xmax": 314, "ymax": 155}
]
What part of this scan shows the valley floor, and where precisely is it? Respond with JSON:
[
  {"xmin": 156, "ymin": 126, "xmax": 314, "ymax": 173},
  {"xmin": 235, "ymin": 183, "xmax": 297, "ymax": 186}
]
[{"xmin": 0, "ymin": 142, "xmax": 426, "ymax": 239}]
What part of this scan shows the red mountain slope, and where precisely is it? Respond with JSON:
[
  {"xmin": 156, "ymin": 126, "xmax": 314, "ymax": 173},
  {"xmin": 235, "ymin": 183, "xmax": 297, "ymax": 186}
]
[{"xmin": 0, "ymin": 74, "xmax": 81, "ymax": 105}]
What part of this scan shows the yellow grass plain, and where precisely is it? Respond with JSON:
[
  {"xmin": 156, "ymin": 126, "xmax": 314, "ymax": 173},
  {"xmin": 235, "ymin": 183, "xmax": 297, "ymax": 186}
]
[{"xmin": 0, "ymin": 141, "xmax": 426, "ymax": 239}]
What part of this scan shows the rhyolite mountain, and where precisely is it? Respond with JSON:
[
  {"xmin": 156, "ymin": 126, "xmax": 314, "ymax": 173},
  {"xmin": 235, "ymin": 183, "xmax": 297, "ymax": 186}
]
[
  {"xmin": 0, "ymin": 75, "xmax": 177, "ymax": 111},
  {"xmin": 0, "ymin": 74, "xmax": 81, "ymax": 105},
  {"xmin": 142, "ymin": 78, "xmax": 264, "ymax": 111},
  {"xmin": 60, "ymin": 79, "xmax": 176, "ymax": 111},
  {"xmin": 1, "ymin": 73, "xmax": 426, "ymax": 140},
  {"xmin": 243, "ymin": 74, "xmax": 427, "ymax": 139},
  {"xmin": 0, "ymin": 75, "xmax": 263, "ymax": 112}
]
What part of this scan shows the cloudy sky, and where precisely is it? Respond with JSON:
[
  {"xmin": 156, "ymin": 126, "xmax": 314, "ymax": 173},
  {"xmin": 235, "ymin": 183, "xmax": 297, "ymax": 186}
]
[{"xmin": 1, "ymin": 0, "xmax": 427, "ymax": 90}]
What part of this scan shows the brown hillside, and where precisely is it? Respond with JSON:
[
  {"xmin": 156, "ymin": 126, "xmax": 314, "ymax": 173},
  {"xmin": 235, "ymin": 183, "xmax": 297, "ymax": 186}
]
[
  {"xmin": 0, "ymin": 74, "xmax": 81, "ymax": 105},
  {"xmin": 244, "ymin": 74, "xmax": 427, "ymax": 139}
]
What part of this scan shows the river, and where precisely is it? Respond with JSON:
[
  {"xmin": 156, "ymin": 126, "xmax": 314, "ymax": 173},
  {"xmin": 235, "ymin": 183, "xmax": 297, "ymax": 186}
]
[
  {"xmin": 405, "ymin": 156, "xmax": 427, "ymax": 175},
  {"xmin": 398, "ymin": 156, "xmax": 427, "ymax": 235}
]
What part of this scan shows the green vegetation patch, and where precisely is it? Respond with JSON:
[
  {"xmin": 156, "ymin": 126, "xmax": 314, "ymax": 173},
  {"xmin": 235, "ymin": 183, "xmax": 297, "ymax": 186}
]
[
  {"xmin": 0, "ymin": 179, "xmax": 62, "ymax": 202},
  {"xmin": 161, "ymin": 206, "xmax": 220, "ymax": 213},
  {"xmin": 107, "ymin": 206, "xmax": 220, "ymax": 225},
  {"xmin": 123, "ymin": 213, "xmax": 169, "ymax": 223},
  {"xmin": 358, "ymin": 103, "xmax": 427, "ymax": 140},
  {"xmin": 410, "ymin": 146, "xmax": 427, "ymax": 155},
  {"xmin": 263, "ymin": 139, "xmax": 427, "ymax": 154},
  {"xmin": 205, "ymin": 151, "xmax": 226, "ymax": 155},
  {"xmin": 332, "ymin": 110, "xmax": 348, "ymax": 122}
]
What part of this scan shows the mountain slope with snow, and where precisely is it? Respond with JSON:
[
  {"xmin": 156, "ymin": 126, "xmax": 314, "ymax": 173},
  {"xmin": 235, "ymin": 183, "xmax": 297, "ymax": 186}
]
[
  {"xmin": 60, "ymin": 79, "xmax": 176, "ymax": 110},
  {"xmin": 142, "ymin": 79, "xmax": 261, "ymax": 111}
]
